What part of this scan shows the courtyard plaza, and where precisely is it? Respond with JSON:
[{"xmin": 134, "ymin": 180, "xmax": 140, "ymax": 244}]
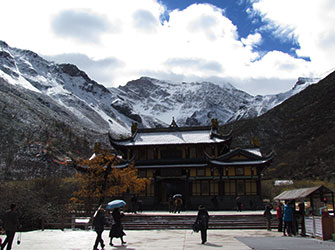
[{"xmin": 3, "ymin": 211, "xmax": 335, "ymax": 250}]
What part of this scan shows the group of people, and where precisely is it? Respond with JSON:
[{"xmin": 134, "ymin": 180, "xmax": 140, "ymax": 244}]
[
  {"xmin": 2, "ymin": 199, "xmax": 310, "ymax": 249},
  {"xmin": 92, "ymin": 207, "xmax": 126, "ymax": 250},
  {"xmin": 264, "ymin": 200, "xmax": 306, "ymax": 236},
  {"xmin": 93, "ymin": 203, "xmax": 210, "ymax": 248},
  {"xmin": 168, "ymin": 195, "xmax": 183, "ymax": 213}
]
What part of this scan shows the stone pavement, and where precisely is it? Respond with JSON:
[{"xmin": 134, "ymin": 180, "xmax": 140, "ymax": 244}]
[
  {"xmin": 3, "ymin": 211, "xmax": 335, "ymax": 250},
  {"xmin": 2, "ymin": 228, "xmax": 319, "ymax": 250}
]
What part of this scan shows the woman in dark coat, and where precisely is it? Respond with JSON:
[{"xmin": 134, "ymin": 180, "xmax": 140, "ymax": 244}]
[
  {"xmin": 109, "ymin": 208, "xmax": 126, "ymax": 246},
  {"xmin": 93, "ymin": 208, "xmax": 107, "ymax": 250},
  {"xmin": 263, "ymin": 203, "xmax": 273, "ymax": 231},
  {"xmin": 195, "ymin": 205, "xmax": 209, "ymax": 244}
]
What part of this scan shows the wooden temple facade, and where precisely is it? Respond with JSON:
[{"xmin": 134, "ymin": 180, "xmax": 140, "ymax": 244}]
[{"xmin": 109, "ymin": 120, "xmax": 273, "ymax": 210}]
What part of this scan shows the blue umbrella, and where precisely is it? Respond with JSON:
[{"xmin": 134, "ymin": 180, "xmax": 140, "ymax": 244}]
[{"xmin": 106, "ymin": 199, "xmax": 126, "ymax": 209}]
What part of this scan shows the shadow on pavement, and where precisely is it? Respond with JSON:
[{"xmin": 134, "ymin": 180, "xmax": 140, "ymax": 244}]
[{"xmin": 236, "ymin": 236, "xmax": 335, "ymax": 250}]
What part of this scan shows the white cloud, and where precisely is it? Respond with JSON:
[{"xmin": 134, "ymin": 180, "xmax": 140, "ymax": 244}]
[
  {"xmin": 252, "ymin": 0, "xmax": 335, "ymax": 76},
  {"xmin": 0, "ymin": 0, "xmax": 334, "ymax": 95},
  {"xmin": 241, "ymin": 33, "xmax": 262, "ymax": 47},
  {"xmin": 51, "ymin": 10, "xmax": 112, "ymax": 43},
  {"xmin": 133, "ymin": 9, "xmax": 159, "ymax": 33}
]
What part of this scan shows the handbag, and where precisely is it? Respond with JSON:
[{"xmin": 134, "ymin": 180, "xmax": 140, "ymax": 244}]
[
  {"xmin": 192, "ymin": 222, "xmax": 200, "ymax": 233},
  {"xmin": 17, "ymin": 232, "xmax": 22, "ymax": 245}
]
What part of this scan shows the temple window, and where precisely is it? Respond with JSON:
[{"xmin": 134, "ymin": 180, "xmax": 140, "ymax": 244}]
[
  {"xmin": 139, "ymin": 148, "xmax": 146, "ymax": 160},
  {"xmin": 210, "ymin": 181, "xmax": 219, "ymax": 195},
  {"xmin": 245, "ymin": 167, "xmax": 252, "ymax": 176},
  {"xmin": 190, "ymin": 168, "xmax": 196, "ymax": 177},
  {"xmin": 235, "ymin": 167, "xmax": 244, "ymax": 176},
  {"xmin": 245, "ymin": 180, "xmax": 257, "ymax": 195},
  {"xmin": 185, "ymin": 147, "xmax": 190, "ymax": 159},
  {"xmin": 160, "ymin": 148, "xmax": 182, "ymax": 159},
  {"xmin": 202, "ymin": 181, "xmax": 210, "ymax": 195},
  {"xmin": 224, "ymin": 180, "xmax": 236, "ymax": 195},
  {"xmin": 190, "ymin": 148, "xmax": 196, "ymax": 158},
  {"xmin": 228, "ymin": 167, "xmax": 234, "ymax": 176},
  {"xmin": 237, "ymin": 180, "xmax": 245, "ymax": 195},
  {"xmin": 196, "ymin": 168, "xmax": 205, "ymax": 176},
  {"xmin": 196, "ymin": 147, "xmax": 204, "ymax": 159},
  {"xmin": 147, "ymin": 149, "xmax": 154, "ymax": 160},
  {"xmin": 192, "ymin": 180, "xmax": 217, "ymax": 196},
  {"xmin": 147, "ymin": 169, "xmax": 154, "ymax": 178},
  {"xmin": 153, "ymin": 148, "xmax": 158, "ymax": 159},
  {"xmin": 251, "ymin": 167, "xmax": 256, "ymax": 176}
]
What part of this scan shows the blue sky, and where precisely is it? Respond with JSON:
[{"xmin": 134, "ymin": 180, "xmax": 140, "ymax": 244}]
[
  {"xmin": 0, "ymin": 0, "xmax": 334, "ymax": 95},
  {"xmin": 162, "ymin": 0, "xmax": 302, "ymax": 60}
]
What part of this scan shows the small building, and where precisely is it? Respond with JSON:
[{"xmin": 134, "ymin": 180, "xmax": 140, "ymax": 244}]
[
  {"xmin": 273, "ymin": 185, "xmax": 334, "ymax": 240},
  {"xmin": 273, "ymin": 185, "xmax": 334, "ymax": 213},
  {"xmin": 109, "ymin": 119, "xmax": 273, "ymax": 210}
]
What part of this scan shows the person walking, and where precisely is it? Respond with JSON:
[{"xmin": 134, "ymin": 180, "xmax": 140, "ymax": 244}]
[
  {"xmin": 263, "ymin": 203, "xmax": 273, "ymax": 231},
  {"xmin": 168, "ymin": 195, "xmax": 174, "ymax": 213},
  {"xmin": 92, "ymin": 208, "xmax": 107, "ymax": 250},
  {"xmin": 283, "ymin": 200, "xmax": 293, "ymax": 236},
  {"xmin": 195, "ymin": 205, "xmax": 209, "ymax": 244},
  {"xmin": 130, "ymin": 195, "xmax": 137, "ymax": 214},
  {"xmin": 236, "ymin": 197, "xmax": 242, "ymax": 212},
  {"xmin": 276, "ymin": 202, "xmax": 283, "ymax": 232},
  {"xmin": 174, "ymin": 197, "xmax": 183, "ymax": 213},
  {"xmin": 109, "ymin": 208, "xmax": 126, "ymax": 246},
  {"xmin": 1, "ymin": 203, "xmax": 20, "ymax": 250}
]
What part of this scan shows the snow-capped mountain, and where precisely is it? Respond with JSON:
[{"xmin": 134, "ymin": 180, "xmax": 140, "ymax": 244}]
[
  {"xmin": 110, "ymin": 76, "xmax": 318, "ymax": 126},
  {"xmin": 0, "ymin": 40, "xmax": 133, "ymax": 136},
  {"xmin": 0, "ymin": 40, "xmax": 318, "ymax": 134}
]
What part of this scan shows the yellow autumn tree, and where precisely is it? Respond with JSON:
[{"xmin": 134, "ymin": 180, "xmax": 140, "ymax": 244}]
[{"xmin": 71, "ymin": 143, "xmax": 148, "ymax": 211}]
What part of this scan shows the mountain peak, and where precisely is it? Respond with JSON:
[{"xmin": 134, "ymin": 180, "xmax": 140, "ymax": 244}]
[
  {"xmin": 0, "ymin": 40, "xmax": 9, "ymax": 49},
  {"xmin": 292, "ymin": 77, "xmax": 319, "ymax": 90}
]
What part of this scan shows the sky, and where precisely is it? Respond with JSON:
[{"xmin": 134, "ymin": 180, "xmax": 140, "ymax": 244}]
[{"xmin": 0, "ymin": 0, "xmax": 334, "ymax": 95}]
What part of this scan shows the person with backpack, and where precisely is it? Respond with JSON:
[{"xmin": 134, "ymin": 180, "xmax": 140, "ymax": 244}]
[{"xmin": 195, "ymin": 205, "xmax": 209, "ymax": 244}]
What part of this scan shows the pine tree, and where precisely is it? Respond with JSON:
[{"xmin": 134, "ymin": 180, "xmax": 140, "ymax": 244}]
[{"xmin": 71, "ymin": 143, "xmax": 148, "ymax": 210}]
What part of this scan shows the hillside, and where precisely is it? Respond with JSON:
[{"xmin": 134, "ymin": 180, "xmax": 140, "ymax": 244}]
[
  {"xmin": 223, "ymin": 71, "xmax": 335, "ymax": 180},
  {"xmin": 0, "ymin": 77, "xmax": 98, "ymax": 180}
]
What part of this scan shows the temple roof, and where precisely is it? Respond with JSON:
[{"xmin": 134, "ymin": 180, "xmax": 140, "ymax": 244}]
[
  {"xmin": 205, "ymin": 147, "xmax": 273, "ymax": 167},
  {"xmin": 109, "ymin": 126, "xmax": 232, "ymax": 147}
]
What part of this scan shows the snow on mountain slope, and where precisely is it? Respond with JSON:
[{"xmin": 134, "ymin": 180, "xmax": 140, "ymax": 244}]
[
  {"xmin": 0, "ymin": 41, "xmax": 131, "ymax": 136},
  {"xmin": 111, "ymin": 76, "xmax": 318, "ymax": 126},
  {"xmin": 228, "ymin": 77, "xmax": 319, "ymax": 122},
  {"xmin": 1, "ymin": 40, "xmax": 318, "ymax": 133}
]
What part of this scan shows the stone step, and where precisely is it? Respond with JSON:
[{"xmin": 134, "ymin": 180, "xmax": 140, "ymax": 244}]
[{"xmin": 120, "ymin": 214, "xmax": 278, "ymax": 230}]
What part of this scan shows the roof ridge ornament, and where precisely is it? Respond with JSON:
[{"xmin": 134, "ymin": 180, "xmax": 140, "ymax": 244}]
[
  {"xmin": 169, "ymin": 117, "xmax": 179, "ymax": 128},
  {"xmin": 131, "ymin": 122, "xmax": 138, "ymax": 136},
  {"xmin": 211, "ymin": 118, "xmax": 219, "ymax": 132}
]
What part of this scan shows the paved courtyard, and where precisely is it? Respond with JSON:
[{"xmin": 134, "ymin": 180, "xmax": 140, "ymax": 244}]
[{"xmin": 3, "ymin": 228, "xmax": 335, "ymax": 250}]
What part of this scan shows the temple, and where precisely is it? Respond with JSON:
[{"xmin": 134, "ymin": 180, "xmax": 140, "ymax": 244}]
[{"xmin": 108, "ymin": 119, "xmax": 273, "ymax": 210}]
